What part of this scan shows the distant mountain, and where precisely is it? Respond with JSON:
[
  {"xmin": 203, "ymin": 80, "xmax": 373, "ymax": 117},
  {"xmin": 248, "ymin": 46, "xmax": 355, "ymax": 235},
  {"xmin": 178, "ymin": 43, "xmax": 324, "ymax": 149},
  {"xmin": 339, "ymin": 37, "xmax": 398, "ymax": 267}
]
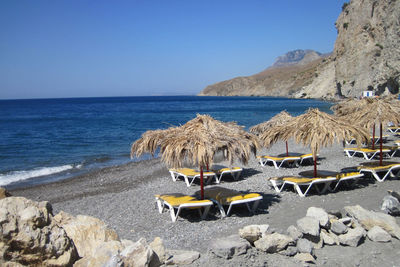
[
  {"xmin": 199, "ymin": 0, "xmax": 400, "ymax": 100},
  {"xmin": 271, "ymin": 49, "xmax": 324, "ymax": 68},
  {"xmin": 198, "ymin": 49, "xmax": 331, "ymax": 98}
]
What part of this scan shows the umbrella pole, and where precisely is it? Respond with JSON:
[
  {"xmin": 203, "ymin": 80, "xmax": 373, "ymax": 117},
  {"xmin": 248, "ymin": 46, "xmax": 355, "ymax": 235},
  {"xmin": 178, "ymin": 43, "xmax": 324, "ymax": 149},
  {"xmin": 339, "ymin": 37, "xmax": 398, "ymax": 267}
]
[
  {"xmin": 372, "ymin": 124, "xmax": 375, "ymax": 149},
  {"xmin": 200, "ymin": 165, "xmax": 204, "ymax": 200},
  {"xmin": 313, "ymin": 154, "xmax": 317, "ymax": 178},
  {"xmin": 286, "ymin": 141, "xmax": 289, "ymax": 156},
  {"xmin": 380, "ymin": 123, "xmax": 383, "ymax": 166}
]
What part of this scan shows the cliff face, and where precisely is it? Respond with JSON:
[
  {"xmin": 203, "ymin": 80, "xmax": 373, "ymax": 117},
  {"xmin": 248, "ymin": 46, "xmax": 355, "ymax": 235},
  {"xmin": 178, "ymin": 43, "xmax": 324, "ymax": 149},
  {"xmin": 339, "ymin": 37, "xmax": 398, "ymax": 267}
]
[
  {"xmin": 199, "ymin": 0, "xmax": 400, "ymax": 99},
  {"xmin": 333, "ymin": 0, "xmax": 400, "ymax": 97}
]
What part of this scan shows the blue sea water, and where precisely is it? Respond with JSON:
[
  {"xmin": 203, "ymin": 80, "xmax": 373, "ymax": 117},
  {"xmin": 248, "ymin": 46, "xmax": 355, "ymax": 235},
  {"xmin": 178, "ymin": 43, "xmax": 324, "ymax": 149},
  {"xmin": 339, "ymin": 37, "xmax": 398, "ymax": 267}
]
[{"xmin": 0, "ymin": 96, "xmax": 332, "ymax": 189}]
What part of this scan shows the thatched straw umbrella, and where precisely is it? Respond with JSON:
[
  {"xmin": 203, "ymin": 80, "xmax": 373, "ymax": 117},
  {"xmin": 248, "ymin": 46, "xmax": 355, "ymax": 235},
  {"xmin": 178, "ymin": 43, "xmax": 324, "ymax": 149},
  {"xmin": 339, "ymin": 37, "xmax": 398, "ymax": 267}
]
[
  {"xmin": 259, "ymin": 108, "xmax": 370, "ymax": 177},
  {"xmin": 333, "ymin": 97, "xmax": 400, "ymax": 166},
  {"xmin": 250, "ymin": 111, "xmax": 295, "ymax": 156},
  {"xmin": 131, "ymin": 114, "xmax": 260, "ymax": 199}
]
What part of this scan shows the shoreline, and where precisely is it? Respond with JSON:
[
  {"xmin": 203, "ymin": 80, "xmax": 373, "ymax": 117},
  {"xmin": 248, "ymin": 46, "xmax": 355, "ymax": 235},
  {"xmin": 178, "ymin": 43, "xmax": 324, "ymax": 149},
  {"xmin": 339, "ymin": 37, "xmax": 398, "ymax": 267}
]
[{"xmin": 9, "ymin": 138, "xmax": 400, "ymax": 265}]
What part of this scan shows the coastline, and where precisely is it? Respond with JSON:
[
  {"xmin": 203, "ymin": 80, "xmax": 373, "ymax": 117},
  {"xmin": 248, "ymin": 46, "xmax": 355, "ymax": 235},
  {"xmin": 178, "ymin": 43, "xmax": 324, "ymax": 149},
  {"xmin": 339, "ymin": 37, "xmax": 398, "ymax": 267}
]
[{"xmin": 9, "ymin": 138, "xmax": 400, "ymax": 266}]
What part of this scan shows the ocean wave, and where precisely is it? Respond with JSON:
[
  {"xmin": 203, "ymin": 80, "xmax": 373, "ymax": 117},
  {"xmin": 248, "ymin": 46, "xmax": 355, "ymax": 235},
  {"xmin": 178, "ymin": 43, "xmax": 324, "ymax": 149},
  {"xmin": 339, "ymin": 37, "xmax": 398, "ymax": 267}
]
[{"xmin": 0, "ymin": 165, "xmax": 74, "ymax": 186}]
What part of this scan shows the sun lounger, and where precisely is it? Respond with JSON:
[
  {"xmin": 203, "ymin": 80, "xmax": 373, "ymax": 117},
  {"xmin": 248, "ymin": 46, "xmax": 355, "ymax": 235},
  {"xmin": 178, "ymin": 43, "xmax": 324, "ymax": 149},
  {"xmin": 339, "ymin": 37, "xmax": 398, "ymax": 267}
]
[
  {"xmin": 269, "ymin": 176, "xmax": 337, "ymax": 197},
  {"xmin": 211, "ymin": 165, "xmax": 243, "ymax": 183},
  {"xmin": 155, "ymin": 194, "xmax": 213, "ymax": 222},
  {"xmin": 358, "ymin": 163, "xmax": 400, "ymax": 182},
  {"xmin": 198, "ymin": 186, "xmax": 262, "ymax": 217},
  {"xmin": 345, "ymin": 135, "xmax": 389, "ymax": 145},
  {"xmin": 388, "ymin": 126, "xmax": 400, "ymax": 133},
  {"xmin": 299, "ymin": 153, "xmax": 316, "ymax": 165},
  {"xmin": 169, "ymin": 168, "xmax": 217, "ymax": 187},
  {"xmin": 344, "ymin": 147, "xmax": 391, "ymax": 160},
  {"xmin": 330, "ymin": 172, "xmax": 364, "ymax": 191},
  {"xmin": 257, "ymin": 155, "xmax": 301, "ymax": 169}
]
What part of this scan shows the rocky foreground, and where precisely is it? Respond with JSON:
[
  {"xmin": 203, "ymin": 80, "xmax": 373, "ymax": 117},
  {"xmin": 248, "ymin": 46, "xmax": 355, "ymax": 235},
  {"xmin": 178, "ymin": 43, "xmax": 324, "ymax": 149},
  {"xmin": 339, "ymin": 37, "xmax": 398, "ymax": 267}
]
[{"xmin": 1, "ymin": 186, "xmax": 400, "ymax": 266}]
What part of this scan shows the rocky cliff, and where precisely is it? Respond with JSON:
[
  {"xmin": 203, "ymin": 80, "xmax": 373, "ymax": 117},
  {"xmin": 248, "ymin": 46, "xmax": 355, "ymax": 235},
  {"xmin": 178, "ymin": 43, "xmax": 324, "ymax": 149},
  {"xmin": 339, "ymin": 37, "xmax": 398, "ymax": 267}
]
[{"xmin": 199, "ymin": 0, "xmax": 400, "ymax": 100}]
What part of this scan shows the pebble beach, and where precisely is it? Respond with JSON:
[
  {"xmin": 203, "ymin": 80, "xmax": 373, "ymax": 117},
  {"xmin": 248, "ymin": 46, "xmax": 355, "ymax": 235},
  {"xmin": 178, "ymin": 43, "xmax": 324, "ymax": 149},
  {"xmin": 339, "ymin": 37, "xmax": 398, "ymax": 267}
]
[{"xmin": 10, "ymin": 137, "xmax": 400, "ymax": 266}]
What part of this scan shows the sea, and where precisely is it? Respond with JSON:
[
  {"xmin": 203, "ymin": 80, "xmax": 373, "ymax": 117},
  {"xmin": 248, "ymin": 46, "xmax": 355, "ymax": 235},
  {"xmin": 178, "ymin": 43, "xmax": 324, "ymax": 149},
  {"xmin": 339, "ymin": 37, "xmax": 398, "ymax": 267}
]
[{"xmin": 0, "ymin": 96, "xmax": 332, "ymax": 189}]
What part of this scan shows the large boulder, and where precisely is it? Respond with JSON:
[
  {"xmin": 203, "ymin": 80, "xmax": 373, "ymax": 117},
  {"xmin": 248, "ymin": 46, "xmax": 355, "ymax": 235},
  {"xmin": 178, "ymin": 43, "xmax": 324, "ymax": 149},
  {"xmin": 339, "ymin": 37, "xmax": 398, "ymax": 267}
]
[
  {"xmin": 338, "ymin": 226, "xmax": 366, "ymax": 247},
  {"xmin": 367, "ymin": 226, "xmax": 392, "ymax": 242},
  {"xmin": 344, "ymin": 205, "xmax": 400, "ymax": 239},
  {"xmin": 306, "ymin": 207, "xmax": 330, "ymax": 228},
  {"xmin": 0, "ymin": 197, "xmax": 78, "ymax": 266},
  {"xmin": 239, "ymin": 224, "xmax": 269, "ymax": 243},
  {"xmin": 53, "ymin": 211, "xmax": 120, "ymax": 258},
  {"xmin": 254, "ymin": 233, "xmax": 294, "ymax": 253},
  {"xmin": 120, "ymin": 238, "xmax": 159, "ymax": 267},
  {"xmin": 296, "ymin": 216, "xmax": 320, "ymax": 237},
  {"xmin": 209, "ymin": 234, "xmax": 250, "ymax": 259},
  {"xmin": 165, "ymin": 250, "xmax": 200, "ymax": 265}
]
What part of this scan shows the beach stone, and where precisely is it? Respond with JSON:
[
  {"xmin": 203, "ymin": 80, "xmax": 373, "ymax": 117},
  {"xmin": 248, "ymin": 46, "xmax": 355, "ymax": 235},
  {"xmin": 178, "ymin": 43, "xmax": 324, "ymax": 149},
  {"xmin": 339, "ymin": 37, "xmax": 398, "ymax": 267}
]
[
  {"xmin": 280, "ymin": 246, "xmax": 298, "ymax": 257},
  {"xmin": 338, "ymin": 217, "xmax": 353, "ymax": 226},
  {"xmin": 121, "ymin": 238, "xmax": 158, "ymax": 267},
  {"xmin": 381, "ymin": 195, "xmax": 400, "ymax": 216},
  {"xmin": 296, "ymin": 216, "xmax": 320, "ymax": 237},
  {"xmin": 296, "ymin": 238, "xmax": 314, "ymax": 254},
  {"xmin": 0, "ymin": 187, "xmax": 11, "ymax": 199},
  {"xmin": 286, "ymin": 225, "xmax": 303, "ymax": 241},
  {"xmin": 294, "ymin": 253, "xmax": 316, "ymax": 263},
  {"xmin": 367, "ymin": 226, "xmax": 392, "ymax": 242},
  {"xmin": 53, "ymin": 211, "xmax": 120, "ymax": 258},
  {"xmin": 165, "ymin": 250, "xmax": 200, "ymax": 265},
  {"xmin": 320, "ymin": 229, "xmax": 339, "ymax": 246},
  {"xmin": 344, "ymin": 205, "xmax": 400, "ymax": 239},
  {"xmin": 330, "ymin": 220, "xmax": 348, "ymax": 235},
  {"xmin": 339, "ymin": 226, "xmax": 366, "ymax": 247},
  {"xmin": 0, "ymin": 196, "xmax": 77, "ymax": 266},
  {"xmin": 239, "ymin": 224, "xmax": 269, "ymax": 243},
  {"xmin": 209, "ymin": 234, "xmax": 250, "ymax": 259},
  {"xmin": 74, "ymin": 240, "xmax": 124, "ymax": 267},
  {"xmin": 306, "ymin": 207, "xmax": 330, "ymax": 228},
  {"xmin": 254, "ymin": 233, "xmax": 294, "ymax": 253},
  {"xmin": 150, "ymin": 237, "xmax": 167, "ymax": 263}
]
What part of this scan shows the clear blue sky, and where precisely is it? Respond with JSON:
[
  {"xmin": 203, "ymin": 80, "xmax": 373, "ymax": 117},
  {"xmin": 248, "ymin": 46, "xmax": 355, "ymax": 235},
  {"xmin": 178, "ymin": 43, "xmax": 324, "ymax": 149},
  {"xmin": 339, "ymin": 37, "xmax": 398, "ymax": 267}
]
[{"xmin": 0, "ymin": 0, "xmax": 346, "ymax": 99}]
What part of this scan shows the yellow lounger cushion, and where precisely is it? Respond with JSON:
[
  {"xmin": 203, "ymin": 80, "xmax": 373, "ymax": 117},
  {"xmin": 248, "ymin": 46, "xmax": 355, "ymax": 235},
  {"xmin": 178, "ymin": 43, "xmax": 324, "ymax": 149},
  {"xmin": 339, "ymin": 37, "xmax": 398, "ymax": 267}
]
[
  {"xmin": 215, "ymin": 167, "xmax": 242, "ymax": 173},
  {"xmin": 170, "ymin": 168, "xmax": 215, "ymax": 176},
  {"xmin": 359, "ymin": 164, "xmax": 400, "ymax": 171},
  {"xmin": 155, "ymin": 194, "xmax": 211, "ymax": 207},
  {"xmin": 257, "ymin": 156, "xmax": 299, "ymax": 161},
  {"xmin": 336, "ymin": 172, "xmax": 360, "ymax": 179},
  {"xmin": 283, "ymin": 177, "xmax": 318, "ymax": 183}
]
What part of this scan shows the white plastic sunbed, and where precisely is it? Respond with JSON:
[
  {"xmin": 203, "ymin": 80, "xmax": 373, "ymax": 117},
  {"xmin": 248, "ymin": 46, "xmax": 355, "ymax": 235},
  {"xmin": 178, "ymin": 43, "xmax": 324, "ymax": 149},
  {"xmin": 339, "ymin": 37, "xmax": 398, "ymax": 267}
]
[
  {"xmin": 330, "ymin": 172, "xmax": 364, "ymax": 191},
  {"xmin": 199, "ymin": 186, "xmax": 262, "ymax": 217},
  {"xmin": 155, "ymin": 194, "xmax": 213, "ymax": 222},
  {"xmin": 358, "ymin": 163, "xmax": 400, "ymax": 182},
  {"xmin": 269, "ymin": 176, "xmax": 337, "ymax": 197},
  {"xmin": 211, "ymin": 165, "xmax": 243, "ymax": 183},
  {"xmin": 169, "ymin": 168, "xmax": 217, "ymax": 187},
  {"xmin": 344, "ymin": 147, "xmax": 391, "ymax": 160},
  {"xmin": 257, "ymin": 155, "xmax": 301, "ymax": 169}
]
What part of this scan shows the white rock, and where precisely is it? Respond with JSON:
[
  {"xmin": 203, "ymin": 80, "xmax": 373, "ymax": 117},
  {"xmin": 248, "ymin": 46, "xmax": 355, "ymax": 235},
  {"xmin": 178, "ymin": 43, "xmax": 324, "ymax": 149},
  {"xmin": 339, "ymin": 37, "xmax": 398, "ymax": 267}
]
[
  {"xmin": 344, "ymin": 205, "xmax": 400, "ymax": 239},
  {"xmin": 320, "ymin": 229, "xmax": 339, "ymax": 246},
  {"xmin": 367, "ymin": 226, "xmax": 392, "ymax": 242},
  {"xmin": 294, "ymin": 252, "xmax": 316, "ymax": 263},
  {"xmin": 239, "ymin": 224, "xmax": 269, "ymax": 243},
  {"xmin": 339, "ymin": 227, "xmax": 366, "ymax": 247},
  {"xmin": 254, "ymin": 233, "xmax": 294, "ymax": 253},
  {"xmin": 209, "ymin": 234, "xmax": 250, "ymax": 259},
  {"xmin": 306, "ymin": 207, "xmax": 329, "ymax": 228},
  {"xmin": 296, "ymin": 216, "xmax": 320, "ymax": 237},
  {"xmin": 166, "ymin": 250, "xmax": 200, "ymax": 265},
  {"xmin": 286, "ymin": 225, "xmax": 303, "ymax": 241}
]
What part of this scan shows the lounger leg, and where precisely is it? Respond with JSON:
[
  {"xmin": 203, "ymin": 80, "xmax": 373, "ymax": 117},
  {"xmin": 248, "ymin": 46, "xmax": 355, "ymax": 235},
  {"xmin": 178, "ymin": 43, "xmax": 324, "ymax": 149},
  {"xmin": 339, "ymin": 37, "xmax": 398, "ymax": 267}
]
[
  {"xmin": 199, "ymin": 205, "xmax": 211, "ymax": 220},
  {"xmin": 293, "ymin": 184, "xmax": 308, "ymax": 197},
  {"xmin": 214, "ymin": 201, "xmax": 227, "ymax": 217},
  {"xmin": 156, "ymin": 199, "xmax": 165, "ymax": 213},
  {"xmin": 251, "ymin": 200, "xmax": 260, "ymax": 213},
  {"xmin": 272, "ymin": 161, "xmax": 279, "ymax": 169},
  {"xmin": 270, "ymin": 180, "xmax": 287, "ymax": 193},
  {"xmin": 226, "ymin": 204, "xmax": 234, "ymax": 217},
  {"xmin": 259, "ymin": 158, "xmax": 266, "ymax": 166},
  {"xmin": 187, "ymin": 176, "xmax": 195, "ymax": 187},
  {"xmin": 320, "ymin": 182, "xmax": 333, "ymax": 194},
  {"xmin": 171, "ymin": 207, "xmax": 180, "ymax": 222},
  {"xmin": 169, "ymin": 171, "xmax": 178, "ymax": 182}
]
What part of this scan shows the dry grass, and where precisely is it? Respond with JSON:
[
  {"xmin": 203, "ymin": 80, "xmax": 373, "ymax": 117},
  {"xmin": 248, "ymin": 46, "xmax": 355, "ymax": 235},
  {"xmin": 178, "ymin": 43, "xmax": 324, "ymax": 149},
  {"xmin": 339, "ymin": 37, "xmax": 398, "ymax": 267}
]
[{"xmin": 249, "ymin": 111, "xmax": 294, "ymax": 135}]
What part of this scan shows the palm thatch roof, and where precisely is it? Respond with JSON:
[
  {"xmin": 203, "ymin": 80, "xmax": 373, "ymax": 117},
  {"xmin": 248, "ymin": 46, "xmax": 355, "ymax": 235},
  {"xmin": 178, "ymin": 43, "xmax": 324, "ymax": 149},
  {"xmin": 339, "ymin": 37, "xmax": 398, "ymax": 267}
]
[
  {"xmin": 259, "ymin": 108, "xmax": 370, "ymax": 157},
  {"xmin": 250, "ymin": 111, "xmax": 294, "ymax": 134},
  {"xmin": 131, "ymin": 114, "xmax": 260, "ymax": 168},
  {"xmin": 332, "ymin": 97, "xmax": 400, "ymax": 128}
]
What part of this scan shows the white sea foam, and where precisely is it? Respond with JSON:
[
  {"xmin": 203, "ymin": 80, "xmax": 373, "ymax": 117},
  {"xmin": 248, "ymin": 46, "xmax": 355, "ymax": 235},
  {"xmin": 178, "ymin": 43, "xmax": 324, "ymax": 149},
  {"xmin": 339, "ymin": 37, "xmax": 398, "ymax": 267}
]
[{"xmin": 0, "ymin": 165, "xmax": 74, "ymax": 186}]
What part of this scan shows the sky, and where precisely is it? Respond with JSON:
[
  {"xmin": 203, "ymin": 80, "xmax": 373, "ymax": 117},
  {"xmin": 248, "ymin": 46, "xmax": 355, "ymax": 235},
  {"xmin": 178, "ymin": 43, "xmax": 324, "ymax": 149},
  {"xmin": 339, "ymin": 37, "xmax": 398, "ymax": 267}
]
[{"xmin": 0, "ymin": 0, "xmax": 347, "ymax": 99}]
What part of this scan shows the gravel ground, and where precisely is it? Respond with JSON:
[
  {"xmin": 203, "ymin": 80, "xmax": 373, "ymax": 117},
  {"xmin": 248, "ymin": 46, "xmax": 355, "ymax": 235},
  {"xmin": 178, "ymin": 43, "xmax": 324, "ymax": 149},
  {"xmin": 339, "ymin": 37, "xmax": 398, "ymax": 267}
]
[{"xmin": 10, "ymin": 136, "xmax": 400, "ymax": 266}]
